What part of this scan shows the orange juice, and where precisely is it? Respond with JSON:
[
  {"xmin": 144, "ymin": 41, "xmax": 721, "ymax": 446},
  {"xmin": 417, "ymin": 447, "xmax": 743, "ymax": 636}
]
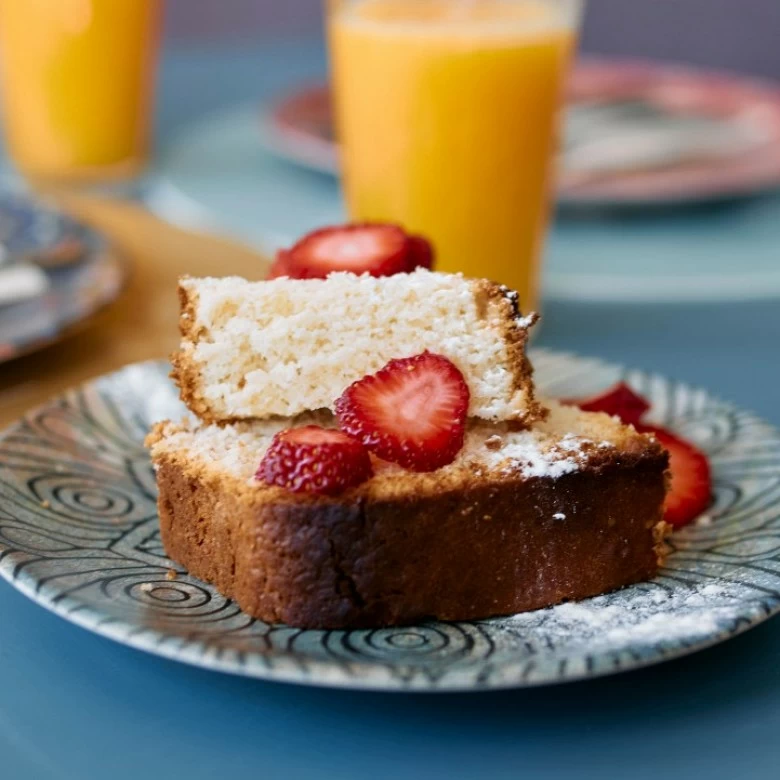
[
  {"xmin": 0, "ymin": 0, "xmax": 161, "ymax": 182},
  {"xmin": 329, "ymin": 0, "xmax": 580, "ymax": 312}
]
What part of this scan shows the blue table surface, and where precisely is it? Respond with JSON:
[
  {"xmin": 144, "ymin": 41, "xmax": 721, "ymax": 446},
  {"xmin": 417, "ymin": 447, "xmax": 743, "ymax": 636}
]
[{"xmin": 2, "ymin": 40, "xmax": 780, "ymax": 780}]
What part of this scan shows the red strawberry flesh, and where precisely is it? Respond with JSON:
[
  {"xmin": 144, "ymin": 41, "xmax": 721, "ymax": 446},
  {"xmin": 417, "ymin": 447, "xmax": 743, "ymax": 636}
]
[
  {"xmin": 266, "ymin": 249, "xmax": 292, "ymax": 279},
  {"xmin": 567, "ymin": 382, "xmax": 711, "ymax": 528},
  {"xmin": 285, "ymin": 223, "xmax": 411, "ymax": 278},
  {"xmin": 573, "ymin": 381, "xmax": 651, "ymax": 426},
  {"xmin": 256, "ymin": 425, "xmax": 373, "ymax": 495},
  {"xmin": 335, "ymin": 352, "xmax": 469, "ymax": 472},
  {"xmin": 406, "ymin": 234, "xmax": 435, "ymax": 271},
  {"xmin": 637, "ymin": 424, "xmax": 712, "ymax": 528}
]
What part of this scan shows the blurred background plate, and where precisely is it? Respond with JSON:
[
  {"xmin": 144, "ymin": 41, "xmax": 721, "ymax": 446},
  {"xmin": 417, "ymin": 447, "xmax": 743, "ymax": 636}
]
[
  {"xmin": 0, "ymin": 189, "xmax": 126, "ymax": 363},
  {"xmin": 260, "ymin": 59, "xmax": 780, "ymax": 207}
]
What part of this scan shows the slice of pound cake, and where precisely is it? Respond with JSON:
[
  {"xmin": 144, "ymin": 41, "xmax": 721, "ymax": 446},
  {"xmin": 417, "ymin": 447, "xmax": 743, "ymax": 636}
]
[
  {"xmin": 171, "ymin": 269, "xmax": 544, "ymax": 425},
  {"xmin": 147, "ymin": 402, "xmax": 669, "ymax": 629}
]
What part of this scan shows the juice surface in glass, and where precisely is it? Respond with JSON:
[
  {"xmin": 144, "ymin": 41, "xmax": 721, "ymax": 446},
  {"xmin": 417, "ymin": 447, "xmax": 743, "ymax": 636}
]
[
  {"xmin": 0, "ymin": 0, "xmax": 161, "ymax": 182},
  {"xmin": 329, "ymin": 0, "xmax": 580, "ymax": 312}
]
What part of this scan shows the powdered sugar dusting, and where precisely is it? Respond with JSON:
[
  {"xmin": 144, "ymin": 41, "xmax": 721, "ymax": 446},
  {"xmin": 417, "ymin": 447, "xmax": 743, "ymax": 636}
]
[
  {"xmin": 515, "ymin": 313, "xmax": 537, "ymax": 329},
  {"xmin": 151, "ymin": 398, "xmax": 642, "ymax": 483},
  {"xmin": 473, "ymin": 429, "xmax": 582, "ymax": 478},
  {"xmin": 463, "ymin": 405, "xmax": 625, "ymax": 480},
  {"xmin": 496, "ymin": 577, "xmax": 757, "ymax": 652}
]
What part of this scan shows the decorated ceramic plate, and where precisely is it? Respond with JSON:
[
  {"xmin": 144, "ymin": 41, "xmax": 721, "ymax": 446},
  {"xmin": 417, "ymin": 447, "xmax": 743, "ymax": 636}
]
[
  {"xmin": 261, "ymin": 59, "xmax": 780, "ymax": 206},
  {"xmin": 0, "ymin": 352, "xmax": 779, "ymax": 691},
  {"xmin": 0, "ymin": 189, "xmax": 126, "ymax": 363}
]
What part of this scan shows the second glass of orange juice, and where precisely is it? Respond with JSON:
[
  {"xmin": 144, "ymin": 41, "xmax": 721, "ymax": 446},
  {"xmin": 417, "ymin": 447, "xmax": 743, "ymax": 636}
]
[
  {"xmin": 0, "ymin": 0, "xmax": 161, "ymax": 184},
  {"xmin": 329, "ymin": 0, "xmax": 582, "ymax": 312}
]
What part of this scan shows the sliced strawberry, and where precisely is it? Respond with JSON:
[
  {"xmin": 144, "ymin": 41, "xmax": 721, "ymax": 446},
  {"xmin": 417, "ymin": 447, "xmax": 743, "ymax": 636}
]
[
  {"xmin": 637, "ymin": 424, "xmax": 712, "ymax": 528},
  {"xmin": 335, "ymin": 352, "xmax": 469, "ymax": 472},
  {"xmin": 569, "ymin": 382, "xmax": 651, "ymax": 426},
  {"xmin": 256, "ymin": 425, "xmax": 373, "ymax": 495},
  {"xmin": 568, "ymin": 383, "xmax": 711, "ymax": 527},
  {"xmin": 283, "ymin": 223, "xmax": 411, "ymax": 279},
  {"xmin": 266, "ymin": 249, "xmax": 292, "ymax": 279},
  {"xmin": 405, "ymin": 234, "xmax": 435, "ymax": 271}
]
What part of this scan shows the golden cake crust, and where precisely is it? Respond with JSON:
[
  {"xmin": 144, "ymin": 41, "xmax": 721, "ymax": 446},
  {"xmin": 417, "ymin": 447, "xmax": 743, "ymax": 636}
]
[
  {"xmin": 148, "ymin": 420, "xmax": 669, "ymax": 629},
  {"xmin": 472, "ymin": 278, "xmax": 546, "ymax": 426},
  {"xmin": 170, "ymin": 282, "xmax": 211, "ymax": 421}
]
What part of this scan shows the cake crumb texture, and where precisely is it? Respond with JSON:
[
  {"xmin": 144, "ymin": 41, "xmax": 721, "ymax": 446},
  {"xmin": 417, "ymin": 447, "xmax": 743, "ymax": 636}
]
[{"xmin": 171, "ymin": 270, "xmax": 544, "ymax": 424}]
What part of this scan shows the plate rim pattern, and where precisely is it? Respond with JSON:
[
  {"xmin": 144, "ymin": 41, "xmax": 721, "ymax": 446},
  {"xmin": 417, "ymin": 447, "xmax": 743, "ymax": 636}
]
[{"xmin": 0, "ymin": 352, "xmax": 779, "ymax": 691}]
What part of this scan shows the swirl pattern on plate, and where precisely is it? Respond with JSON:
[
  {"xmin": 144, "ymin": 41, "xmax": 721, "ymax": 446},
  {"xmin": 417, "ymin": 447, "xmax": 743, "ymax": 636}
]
[{"xmin": 0, "ymin": 353, "xmax": 779, "ymax": 690}]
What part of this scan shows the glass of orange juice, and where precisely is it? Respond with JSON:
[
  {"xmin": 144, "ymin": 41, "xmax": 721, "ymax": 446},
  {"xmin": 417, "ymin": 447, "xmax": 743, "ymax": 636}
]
[
  {"xmin": 329, "ymin": 0, "xmax": 582, "ymax": 313},
  {"xmin": 0, "ymin": 0, "xmax": 161, "ymax": 184}
]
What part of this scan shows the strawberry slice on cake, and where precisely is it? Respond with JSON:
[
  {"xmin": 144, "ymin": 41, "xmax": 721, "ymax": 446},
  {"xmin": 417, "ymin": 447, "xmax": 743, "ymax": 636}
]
[{"xmin": 335, "ymin": 352, "xmax": 470, "ymax": 472}]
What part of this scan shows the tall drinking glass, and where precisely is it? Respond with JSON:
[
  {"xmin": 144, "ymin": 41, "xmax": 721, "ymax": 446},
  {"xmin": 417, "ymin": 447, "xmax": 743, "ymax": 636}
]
[
  {"xmin": 329, "ymin": 0, "xmax": 582, "ymax": 313},
  {"xmin": 0, "ymin": 0, "xmax": 161, "ymax": 185}
]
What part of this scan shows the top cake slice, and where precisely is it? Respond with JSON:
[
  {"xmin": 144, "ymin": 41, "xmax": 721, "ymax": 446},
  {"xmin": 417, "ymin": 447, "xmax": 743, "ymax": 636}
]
[{"xmin": 172, "ymin": 269, "xmax": 545, "ymax": 424}]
